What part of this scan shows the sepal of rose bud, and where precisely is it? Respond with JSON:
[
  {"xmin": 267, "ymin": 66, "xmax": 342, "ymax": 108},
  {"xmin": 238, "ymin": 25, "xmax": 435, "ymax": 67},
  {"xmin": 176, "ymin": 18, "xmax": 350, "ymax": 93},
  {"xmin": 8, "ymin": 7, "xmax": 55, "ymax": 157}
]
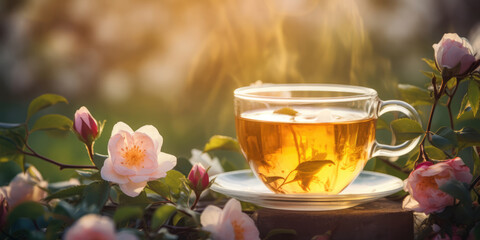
[
  {"xmin": 73, "ymin": 106, "xmax": 99, "ymax": 144},
  {"xmin": 188, "ymin": 163, "xmax": 211, "ymax": 193}
]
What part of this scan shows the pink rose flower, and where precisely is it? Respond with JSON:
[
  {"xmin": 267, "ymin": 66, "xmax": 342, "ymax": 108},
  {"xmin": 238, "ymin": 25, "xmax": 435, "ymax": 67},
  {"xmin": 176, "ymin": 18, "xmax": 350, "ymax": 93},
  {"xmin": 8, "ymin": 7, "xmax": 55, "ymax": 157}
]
[
  {"xmin": 188, "ymin": 163, "xmax": 209, "ymax": 193},
  {"xmin": 101, "ymin": 122, "xmax": 176, "ymax": 197},
  {"xmin": 433, "ymin": 33, "xmax": 476, "ymax": 75},
  {"xmin": 403, "ymin": 157, "xmax": 472, "ymax": 214},
  {"xmin": 3, "ymin": 166, "xmax": 48, "ymax": 208},
  {"xmin": 73, "ymin": 106, "xmax": 99, "ymax": 144},
  {"xmin": 64, "ymin": 214, "xmax": 138, "ymax": 240},
  {"xmin": 201, "ymin": 198, "xmax": 260, "ymax": 240},
  {"xmin": 0, "ymin": 189, "xmax": 7, "ymax": 227}
]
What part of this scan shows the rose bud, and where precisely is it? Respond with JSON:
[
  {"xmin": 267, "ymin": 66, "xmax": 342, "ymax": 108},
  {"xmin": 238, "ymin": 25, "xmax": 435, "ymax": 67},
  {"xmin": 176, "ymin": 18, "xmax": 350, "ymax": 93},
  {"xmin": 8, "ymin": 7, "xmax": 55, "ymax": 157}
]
[
  {"xmin": 73, "ymin": 106, "xmax": 99, "ymax": 144},
  {"xmin": 433, "ymin": 33, "xmax": 477, "ymax": 76},
  {"xmin": 188, "ymin": 163, "xmax": 210, "ymax": 193}
]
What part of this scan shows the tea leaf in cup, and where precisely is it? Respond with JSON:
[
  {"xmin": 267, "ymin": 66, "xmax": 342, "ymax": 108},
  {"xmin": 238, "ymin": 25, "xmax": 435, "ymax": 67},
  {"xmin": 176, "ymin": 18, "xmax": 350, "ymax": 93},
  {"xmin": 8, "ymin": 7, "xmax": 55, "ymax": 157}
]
[{"xmin": 273, "ymin": 107, "xmax": 298, "ymax": 116}]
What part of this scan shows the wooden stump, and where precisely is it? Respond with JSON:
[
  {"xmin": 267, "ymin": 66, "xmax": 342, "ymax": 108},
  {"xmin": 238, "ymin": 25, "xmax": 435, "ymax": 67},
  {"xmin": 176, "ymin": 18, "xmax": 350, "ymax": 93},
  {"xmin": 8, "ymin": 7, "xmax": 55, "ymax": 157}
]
[{"xmin": 252, "ymin": 198, "xmax": 412, "ymax": 240}]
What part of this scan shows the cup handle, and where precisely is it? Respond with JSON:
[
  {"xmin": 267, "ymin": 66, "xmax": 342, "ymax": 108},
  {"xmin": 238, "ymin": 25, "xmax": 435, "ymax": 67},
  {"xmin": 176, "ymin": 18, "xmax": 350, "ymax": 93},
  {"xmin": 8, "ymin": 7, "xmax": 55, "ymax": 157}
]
[{"xmin": 372, "ymin": 100, "xmax": 422, "ymax": 159}]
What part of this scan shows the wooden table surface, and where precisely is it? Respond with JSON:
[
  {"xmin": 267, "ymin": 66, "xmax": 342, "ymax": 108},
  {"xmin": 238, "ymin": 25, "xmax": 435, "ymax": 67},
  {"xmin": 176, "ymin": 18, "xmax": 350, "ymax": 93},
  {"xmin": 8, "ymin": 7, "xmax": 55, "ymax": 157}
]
[{"xmin": 252, "ymin": 198, "xmax": 413, "ymax": 240}]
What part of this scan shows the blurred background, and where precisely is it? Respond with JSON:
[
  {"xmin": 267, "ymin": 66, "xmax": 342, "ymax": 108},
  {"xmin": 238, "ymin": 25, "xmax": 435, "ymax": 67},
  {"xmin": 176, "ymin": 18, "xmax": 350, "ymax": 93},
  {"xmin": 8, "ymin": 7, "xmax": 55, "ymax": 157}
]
[{"xmin": 1, "ymin": 0, "xmax": 480, "ymax": 181}]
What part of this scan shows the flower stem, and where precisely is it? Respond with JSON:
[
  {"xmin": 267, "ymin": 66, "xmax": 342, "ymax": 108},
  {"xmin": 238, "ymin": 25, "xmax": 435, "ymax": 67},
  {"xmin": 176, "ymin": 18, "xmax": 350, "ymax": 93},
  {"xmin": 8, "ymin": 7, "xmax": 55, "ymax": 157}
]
[
  {"xmin": 21, "ymin": 144, "xmax": 97, "ymax": 170},
  {"xmin": 85, "ymin": 143, "xmax": 95, "ymax": 165},
  {"xmin": 190, "ymin": 193, "xmax": 200, "ymax": 210}
]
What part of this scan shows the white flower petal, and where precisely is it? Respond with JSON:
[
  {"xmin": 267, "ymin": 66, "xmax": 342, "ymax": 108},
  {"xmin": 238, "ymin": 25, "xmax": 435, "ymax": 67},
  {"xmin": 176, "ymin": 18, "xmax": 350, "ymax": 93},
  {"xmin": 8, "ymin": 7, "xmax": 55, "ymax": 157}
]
[
  {"xmin": 200, "ymin": 205, "xmax": 223, "ymax": 226},
  {"xmin": 101, "ymin": 158, "xmax": 129, "ymax": 184},
  {"xmin": 119, "ymin": 181, "xmax": 147, "ymax": 197},
  {"xmin": 111, "ymin": 122, "xmax": 134, "ymax": 136},
  {"xmin": 157, "ymin": 152, "xmax": 176, "ymax": 172},
  {"xmin": 136, "ymin": 125, "xmax": 163, "ymax": 151}
]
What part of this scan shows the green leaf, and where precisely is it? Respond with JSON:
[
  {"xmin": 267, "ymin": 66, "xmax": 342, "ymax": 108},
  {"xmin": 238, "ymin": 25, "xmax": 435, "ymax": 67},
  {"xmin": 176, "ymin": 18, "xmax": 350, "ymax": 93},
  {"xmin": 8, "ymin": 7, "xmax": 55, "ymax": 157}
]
[
  {"xmin": 78, "ymin": 181, "xmax": 110, "ymax": 215},
  {"xmin": 422, "ymin": 58, "xmax": 438, "ymax": 71},
  {"xmin": 45, "ymin": 185, "xmax": 87, "ymax": 201},
  {"xmin": 27, "ymin": 94, "xmax": 68, "ymax": 121},
  {"xmin": 446, "ymin": 77, "xmax": 457, "ymax": 90},
  {"xmin": 31, "ymin": 114, "xmax": 72, "ymax": 133},
  {"xmin": 456, "ymin": 127, "xmax": 480, "ymax": 149},
  {"xmin": 148, "ymin": 170, "xmax": 188, "ymax": 203},
  {"xmin": 53, "ymin": 200, "xmax": 76, "ymax": 218},
  {"xmin": 285, "ymin": 160, "xmax": 335, "ymax": 191},
  {"xmin": 468, "ymin": 80, "xmax": 480, "ymax": 117},
  {"xmin": 405, "ymin": 146, "xmax": 447, "ymax": 170},
  {"xmin": 7, "ymin": 201, "xmax": 45, "ymax": 228},
  {"xmin": 430, "ymin": 127, "xmax": 457, "ymax": 151},
  {"xmin": 151, "ymin": 204, "xmax": 177, "ymax": 230},
  {"xmin": 203, "ymin": 135, "xmax": 241, "ymax": 153},
  {"xmin": 273, "ymin": 107, "xmax": 298, "ymax": 116},
  {"xmin": 113, "ymin": 206, "xmax": 144, "ymax": 225},
  {"xmin": 376, "ymin": 118, "xmax": 388, "ymax": 130},
  {"xmin": 0, "ymin": 124, "xmax": 27, "ymax": 170},
  {"xmin": 439, "ymin": 179, "xmax": 472, "ymax": 208},
  {"xmin": 92, "ymin": 153, "xmax": 108, "ymax": 169},
  {"xmin": 390, "ymin": 118, "xmax": 424, "ymax": 142},
  {"xmin": 118, "ymin": 191, "xmax": 151, "ymax": 208},
  {"xmin": 398, "ymin": 84, "xmax": 432, "ymax": 107},
  {"xmin": 457, "ymin": 94, "xmax": 471, "ymax": 119},
  {"xmin": 260, "ymin": 174, "xmax": 284, "ymax": 184},
  {"xmin": 294, "ymin": 160, "xmax": 335, "ymax": 173},
  {"xmin": 45, "ymin": 218, "xmax": 64, "ymax": 240}
]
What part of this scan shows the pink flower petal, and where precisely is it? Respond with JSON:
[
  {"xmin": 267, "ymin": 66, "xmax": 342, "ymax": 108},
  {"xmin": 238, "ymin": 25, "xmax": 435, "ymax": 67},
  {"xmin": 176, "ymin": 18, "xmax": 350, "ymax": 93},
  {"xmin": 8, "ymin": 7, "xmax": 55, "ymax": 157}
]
[
  {"xmin": 111, "ymin": 122, "xmax": 134, "ymax": 136},
  {"xmin": 136, "ymin": 125, "xmax": 163, "ymax": 151},
  {"xmin": 101, "ymin": 158, "xmax": 129, "ymax": 184},
  {"xmin": 201, "ymin": 205, "xmax": 223, "ymax": 228},
  {"xmin": 119, "ymin": 181, "xmax": 147, "ymax": 197}
]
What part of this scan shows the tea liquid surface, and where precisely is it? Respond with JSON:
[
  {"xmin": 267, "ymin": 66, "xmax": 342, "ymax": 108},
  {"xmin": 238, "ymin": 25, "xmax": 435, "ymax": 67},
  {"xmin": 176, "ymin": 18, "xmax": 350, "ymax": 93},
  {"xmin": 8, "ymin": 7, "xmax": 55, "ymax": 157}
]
[{"xmin": 236, "ymin": 107, "xmax": 376, "ymax": 194}]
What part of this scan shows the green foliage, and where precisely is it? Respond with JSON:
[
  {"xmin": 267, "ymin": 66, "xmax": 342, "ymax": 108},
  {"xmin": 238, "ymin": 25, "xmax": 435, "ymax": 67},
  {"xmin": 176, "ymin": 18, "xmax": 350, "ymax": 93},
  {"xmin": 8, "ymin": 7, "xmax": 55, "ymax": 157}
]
[
  {"xmin": 113, "ymin": 206, "xmax": 144, "ymax": 226},
  {"xmin": 467, "ymin": 80, "xmax": 480, "ymax": 117},
  {"xmin": 203, "ymin": 135, "xmax": 241, "ymax": 153},
  {"xmin": 92, "ymin": 153, "xmax": 107, "ymax": 169},
  {"xmin": 45, "ymin": 185, "xmax": 87, "ymax": 201},
  {"xmin": 390, "ymin": 118, "xmax": 424, "ymax": 142},
  {"xmin": 30, "ymin": 114, "xmax": 72, "ymax": 133},
  {"xmin": 118, "ymin": 191, "xmax": 151, "ymax": 208},
  {"xmin": 6, "ymin": 201, "xmax": 45, "ymax": 228},
  {"xmin": 0, "ymin": 123, "xmax": 26, "ymax": 170},
  {"xmin": 147, "ymin": 170, "xmax": 190, "ymax": 206},
  {"xmin": 151, "ymin": 204, "xmax": 177, "ymax": 230},
  {"xmin": 77, "ymin": 181, "xmax": 110, "ymax": 215},
  {"xmin": 26, "ymin": 94, "xmax": 68, "ymax": 122},
  {"xmin": 398, "ymin": 84, "xmax": 432, "ymax": 107},
  {"xmin": 430, "ymin": 127, "xmax": 458, "ymax": 154},
  {"xmin": 422, "ymin": 58, "xmax": 438, "ymax": 71}
]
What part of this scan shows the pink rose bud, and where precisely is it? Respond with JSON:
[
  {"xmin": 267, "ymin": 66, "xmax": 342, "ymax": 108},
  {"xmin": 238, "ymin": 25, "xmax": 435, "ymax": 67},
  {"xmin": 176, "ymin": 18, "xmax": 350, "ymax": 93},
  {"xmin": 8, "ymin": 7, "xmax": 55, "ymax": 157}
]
[
  {"xmin": 433, "ymin": 33, "xmax": 476, "ymax": 75},
  {"xmin": 188, "ymin": 163, "xmax": 209, "ymax": 192},
  {"xmin": 403, "ymin": 157, "xmax": 472, "ymax": 214},
  {"xmin": 73, "ymin": 106, "xmax": 99, "ymax": 144}
]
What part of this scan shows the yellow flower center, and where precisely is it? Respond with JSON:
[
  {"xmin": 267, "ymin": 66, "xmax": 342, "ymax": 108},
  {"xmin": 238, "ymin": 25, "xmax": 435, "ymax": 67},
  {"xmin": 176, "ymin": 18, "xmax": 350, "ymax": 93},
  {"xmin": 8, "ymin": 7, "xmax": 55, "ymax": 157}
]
[
  {"xmin": 121, "ymin": 144, "xmax": 146, "ymax": 167},
  {"xmin": 231, "ymin": 220, "xmax": 245, "ymax": 240}
]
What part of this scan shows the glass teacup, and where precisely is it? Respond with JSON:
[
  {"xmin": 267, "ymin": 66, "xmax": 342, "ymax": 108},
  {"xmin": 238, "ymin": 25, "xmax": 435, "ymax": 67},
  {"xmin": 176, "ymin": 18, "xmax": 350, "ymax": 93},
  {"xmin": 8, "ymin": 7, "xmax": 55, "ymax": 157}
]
[{"xmin": 234, "ymin": 84, "xmax": 420, "ymax": 194}]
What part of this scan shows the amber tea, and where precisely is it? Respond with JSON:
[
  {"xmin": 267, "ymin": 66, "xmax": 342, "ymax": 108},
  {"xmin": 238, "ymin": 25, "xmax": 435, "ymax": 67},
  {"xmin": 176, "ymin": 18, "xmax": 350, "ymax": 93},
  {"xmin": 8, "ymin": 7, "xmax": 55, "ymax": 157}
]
[
  {"xmin": 236, "ymin": 108, "xmax": 376, "ymax": 194},
  {"xmin": 234, "ymin": 84, "xmax": 421, "ymax": 195}
]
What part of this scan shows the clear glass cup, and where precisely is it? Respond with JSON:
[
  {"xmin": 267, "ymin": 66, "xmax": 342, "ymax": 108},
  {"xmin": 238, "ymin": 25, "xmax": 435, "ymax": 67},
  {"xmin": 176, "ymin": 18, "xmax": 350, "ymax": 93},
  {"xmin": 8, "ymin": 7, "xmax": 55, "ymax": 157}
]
[{"xmin": 234, "ymin": 84, "xmax": 421, "ymax": 194}]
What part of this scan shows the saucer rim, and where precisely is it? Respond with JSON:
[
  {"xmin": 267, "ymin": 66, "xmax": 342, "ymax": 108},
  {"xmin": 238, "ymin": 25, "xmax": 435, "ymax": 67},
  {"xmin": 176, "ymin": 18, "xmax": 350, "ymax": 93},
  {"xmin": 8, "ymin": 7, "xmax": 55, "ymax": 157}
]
[{"xmin": 210, "ymin": 169, "xmax": 404, "ymax": 201}]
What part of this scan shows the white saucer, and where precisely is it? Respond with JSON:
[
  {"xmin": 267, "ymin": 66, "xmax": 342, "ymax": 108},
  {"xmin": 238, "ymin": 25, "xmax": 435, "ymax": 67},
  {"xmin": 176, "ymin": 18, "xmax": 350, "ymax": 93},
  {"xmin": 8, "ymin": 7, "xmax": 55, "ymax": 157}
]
[{"xmin": 210, "ymin": 169, "xmax": 403, "ymax": 211}]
